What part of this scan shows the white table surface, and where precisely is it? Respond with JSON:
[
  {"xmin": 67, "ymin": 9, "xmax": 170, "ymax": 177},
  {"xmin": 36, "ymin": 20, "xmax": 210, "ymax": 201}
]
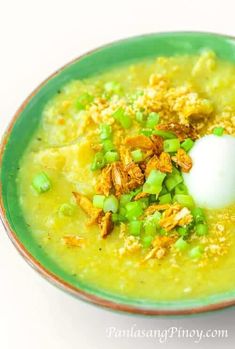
[{"xmin": 1, "ymin": 0, "xmax": 235, "ymax": 348}]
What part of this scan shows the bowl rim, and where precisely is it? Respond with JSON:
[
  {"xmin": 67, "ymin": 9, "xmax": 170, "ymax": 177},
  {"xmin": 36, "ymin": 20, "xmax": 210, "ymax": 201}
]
[{"xmin": 1, "ymin": 30, "xmax": 235, "ymax": 316}]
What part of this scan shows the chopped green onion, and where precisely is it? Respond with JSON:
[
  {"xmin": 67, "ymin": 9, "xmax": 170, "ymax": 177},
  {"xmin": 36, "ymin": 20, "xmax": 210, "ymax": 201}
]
[
  {"xmin": 125, "ymin": 201, "xmax": 143, "ymax": 220},
  {"xmin": 192, "ymin": 207, "xmax": 206, "ymax": 224},
  {"xmin": 111, "ymin": 213, "xmax": 120, "ymax": 223},
  {"xmin": 120, "ymin": 194, "xmax": 132, "ymax": 207},
  {"xmin": 213, "ymin": 126, "xmax": 224, "ymax": 136},
  {"xmin": 129, "ymin": 187, "xmax": 142, "ymax": 199},
  {"xmin": 144, "ymin": 220, "xmax": 156, "ymax": 235},
  {"xmin": 143, "ymin": 170, "xmax": 166, "ymax": 195},
  {"xmin": 173, "ymin": 194, "xmax": 195, "ymax": 209},
  {"xmin": 119, "ymin": 207, "xmax": 127, "ymax": 218},
  {"xmin": 131, "ymin": 149, "xmax": 144, "ymax": 162},
  {"xmin": 172, "ymin": 166, "xmax": 181, "ymax": 175},
  {"xmin": 58, "ymin": 203, "xmax": 75, "ymax": 217},
  {"xmin": 164, "ymin": 138, "xmax": 180, "ymax": 153},
  {"xmin": 165, "ymin": 172, "xmax": 183, "ymax": 191},
  {"xmin": 151, "ymin": 211, "xmax": 162, "ymax": 224},
  {"xmin": 140, "ymin": 128, "xmax": 153, "ymax": 137},
  {"xmin": 159, "ymin": 228, "xmax": 167, "ymax": 235},
  {"xmin": 181, "ymin": 138, "xmax": 194, "ymax": 152},
  {"xmin": 149, "ymin": 194, "xmax": 157, "ymax": 203},
  {"xmin": 143, "ymin": 212, "xmax": 161, "ymax": 235},
  {"xmin": 113, "ymin": 107, "xmax": 132, "ymax": 129},
  {"xmin": 195, "ymin": 223, "xmax": 208, "ymax": 236},
  {"xmin": 91, "ymin": 152, "xmax": 106, "ymax": 171},
  {"xmin": 102, "ymin": 139, "xmax": 115, "ymax": 152},
  {"xmin": 105, "ymin": 151, "xmax": 119, "ymax": 163},
  {"xmin": 146, "ymin": 112, "xmax": 160, "ymax": 128},
  {"xmin": 142, "ymin": 235, "xmax": 153, "ymax": 248},
  {"xmin": 32, "ymin": 172, "xmax": 51, "ymax": 194},
  {"xmin": 112, "ymin": 213, "xmax": 126, "ymax": 223},
  {"xmin": 99, "ymin": 124, "xmax": 112, "ymax": 140},
  {"xmin": 159, "ymin": 193, "xmax": 172, "ymax": 204},
  {"xmin": 177, "ymin": 226, "xmax": 189, "ymax": 237},
  {"xmin": 174, "ymin": 237, "xmax": 189, "ymax": 251},
  {"xmin": 159, "ymin": 185, "xmax": 168, "ymax": 196},
  {"xmin": 189, "ymin": 246, "xmax": 203, "ymax": 259},
  {"xmin": 93, "ymin": 195, "xmax": 105, "ymax": 209},
  {"xmin": 128, "ymin": 221, "xmax": 143, "ymax": 236},
  {"xmin": 103, "ymin": 195, "xmax": 119, "ymax": 213},
  {"xmin": 136, "ymin": 111, "xmax": 144, "ymax": 123},
  {"xmin": 76, "ymin": 92, "xmax": 93, "ymax": 110},
  {"xmin": 138, "ymin": 197, "xmax": 149, "ymax": 209},
  {"xmin": 104, "ymin": 81, "xmax": 121, "ymax": 94},
  {"xmin": 174, "ymin": 183, "xmax": 188, "ymax": 195},
  {"xmin": 153, "ymin": 130, "xmax": 176, "ymax": 139}
]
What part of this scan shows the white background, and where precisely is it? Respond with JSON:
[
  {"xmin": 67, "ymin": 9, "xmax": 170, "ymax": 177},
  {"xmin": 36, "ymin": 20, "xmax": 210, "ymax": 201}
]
[{"xmin": 1, "ymin": 0, "xmax": 235, "ymax": 348}]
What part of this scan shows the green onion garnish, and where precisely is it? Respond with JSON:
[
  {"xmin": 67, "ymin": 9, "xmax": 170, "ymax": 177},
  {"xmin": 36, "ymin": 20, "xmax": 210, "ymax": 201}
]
[
  {"xmin": 173, "ymin": 194, "xmax": 195, "ymax": 209},
  {"xmin": 32, "ymin": 172, "xmax": 51, "ymax": 194},
  {"xmin": 131, "ymin": 149, "xmax": 144, "ymax": 162},
  {"xmin": 125, "ymin": 201, "xmax": 143, "ymax": 221},
  {"xmin": 91, "ymin": 152, "xmax": 106, "ymax": 171},
  {"xmin": 189, "ymin": 246, "xmax": 203, "ymax": 259},
  {"xmin": 213, "ymin": 127, "xmax": 224, "ymax": 136},
  {"xmin": 195, "ymin": 223, "xmax": 208, "ymax": 236},
  {"xmin": 76, "ymin": 92, "xmax": 93, "ymax": 110},
  {"xmin": 111, "ymin": 213, "xmax": 119, "ymax": 223},
  {"xmin": 174, "ymin": 183, "xmax": 188, "ymax": 195},
  {"xmin": 99, "ymin": 124, "xmax": 112, "ymax": 140},
  {"xmin": 146, "ymin": 112, "xmax": 160, "ymax": 128},
  {"xmin": 181, "ymin": 138, "xmax": 194, "ymax": 152},
  {"xmin": 112, "ymin": 213, "xmax": 127, "ymax": 223},
  {"xmin": 112, "ymin": 107, "xmax": 132, "ymax": 129},
  {"xmin": 143, "ymin": 211, "xmax": 161, "ymax": 235},
  {"xmin": 138, "ymin": 197, "xmax": 150, "ymax": 209},
  {"xmin": 159, "ymin": 228, "xmax": 167, "ymax": 235},
  {"xmin": 140, "ymin": 128, "xmax": 153, "ymax": 137},
  {"xmin": 165, "ymin": 171, "xmax": 183, "ymax": 192},
  {"xmin": 105, "ymin": 151, "xmax": 119, "ymax": 163},
  {"xmin": 153, "ymin": 130, "xmax": 176, "ymax": 139},
  {"xmin": 174, "ymin": 237, "xmax": 188, "ymax": 251},
  {"xmin": 120, "ymin": 194, "xmax": 132, "ymax": 207},
  {"xmin": 103, "ymin": 195, "xmax": 119, "ymax": 213},
  {"xmin": 119, "ymin": 207, "xmax": 127, "ymax": 217},
  {"xmin": 102, "ymin": 139, "xmax": 115, "ymax": 152},
  {"xmin": 135, "ymin": 111, "xmax": 144, "ymax": 123},
  {"xmin": 159, "ymin": 193, "xmax": 172, "ymax": 204},
  {"xmin": 143, "ymin": 220, "xmax": 156, "ymax": 235},
  {"xmin": 192, "ymin": 207, "xmax": 206, "ymax": 224},
  {"xmin": 128, "ymin": 187, "xmax": 143, "ymax": 200},
  {"xmin": 159, "ymin": 185, "xmax": 168, "ymax": 196},
  {"xmin": 149, "ymin": 194, "xmax": 157, "ymax": 203},
  {"xmin": 93, "ymin": 195, "xmax": 106, "ymax": 209},
  {"xmin": 163, "ymin": 138, "xmax": 180, "ymax": 153},
  {"xmin": 128, "ymin": 221, "xmax": 143, "ymax": 236},
  {"xmin": 177, "ymin": 226, "xmax": 189, "ymax": 237},
  {"xmin": 142, "ymin": 235, "xmax": 153, "ymax": 248},
  {"xmin": 143, "ymin": 170, "xmax": 166, "ymax": 195}
]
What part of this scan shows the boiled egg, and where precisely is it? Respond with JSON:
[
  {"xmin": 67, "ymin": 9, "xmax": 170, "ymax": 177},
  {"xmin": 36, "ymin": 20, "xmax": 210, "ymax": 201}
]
[{"xmin": 183, "ymin": 134, "xmax": 235, "ymax": 209}]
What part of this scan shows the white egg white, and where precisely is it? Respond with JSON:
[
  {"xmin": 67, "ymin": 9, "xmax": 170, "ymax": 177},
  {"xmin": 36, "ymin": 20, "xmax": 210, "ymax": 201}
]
[{"xmin": 183, "ymin": 134, "xmax": 235, "ymax": 209}]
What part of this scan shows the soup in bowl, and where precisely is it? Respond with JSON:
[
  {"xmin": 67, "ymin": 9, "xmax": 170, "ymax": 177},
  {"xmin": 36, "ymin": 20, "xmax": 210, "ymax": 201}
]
[{"xmin": 1, "ymin": 32, "xmax": 235, "ymax": 315}]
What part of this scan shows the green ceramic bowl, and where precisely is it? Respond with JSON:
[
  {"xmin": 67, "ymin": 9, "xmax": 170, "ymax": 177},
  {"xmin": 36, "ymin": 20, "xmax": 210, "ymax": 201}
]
[{"xmin": 1, "ymin": 32, "xmax": 235, "ymax": 316}]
